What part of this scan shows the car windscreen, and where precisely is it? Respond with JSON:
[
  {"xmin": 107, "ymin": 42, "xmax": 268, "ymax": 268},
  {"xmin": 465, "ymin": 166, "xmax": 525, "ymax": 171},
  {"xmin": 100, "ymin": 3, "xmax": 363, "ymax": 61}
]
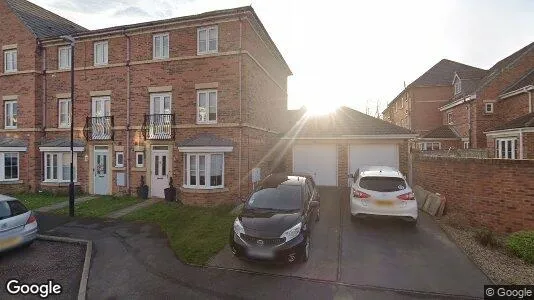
[
  {"xmin": 0, "ymin": 200, "xmax": 28, "ymax": 220},
  {"xmin": 359, "ymin": 176, "xmax": 407, "ymax": 192},
  {"xmin": 246, "ymin": 185, "xmax": 301, "ymax": 211}
]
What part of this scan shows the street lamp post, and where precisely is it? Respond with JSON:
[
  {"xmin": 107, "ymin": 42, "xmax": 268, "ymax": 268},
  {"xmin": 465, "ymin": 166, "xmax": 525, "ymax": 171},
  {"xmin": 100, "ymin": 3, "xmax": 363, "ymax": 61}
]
[{"xmin": 61, "ymin": 35, "xmax": 75, "ymax": 217}]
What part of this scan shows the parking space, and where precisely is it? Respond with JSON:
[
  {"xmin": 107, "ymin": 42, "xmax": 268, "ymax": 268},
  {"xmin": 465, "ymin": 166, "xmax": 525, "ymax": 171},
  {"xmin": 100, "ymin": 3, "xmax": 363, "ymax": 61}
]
[
  {"xmin": 0, "ymin": 240, "xmax": 85, "ymax": 300},
  {"xmin": 209, "ymin": 187, "xmax": 491, "ymax": 298}
]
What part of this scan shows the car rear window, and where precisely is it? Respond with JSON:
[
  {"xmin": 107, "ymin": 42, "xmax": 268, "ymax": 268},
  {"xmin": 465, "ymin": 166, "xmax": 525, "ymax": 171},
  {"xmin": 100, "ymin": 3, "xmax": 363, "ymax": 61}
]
[
  {"xmin": 359, "ymin": 177, "xmax": 407, "ymax": 192},
  {"xmin": 0, "ymin": 200, "xmax": 28, "ymax": 220},
  {"xmin": 247, "ymin": 185, "xmax": 302, "ymax": 211}
]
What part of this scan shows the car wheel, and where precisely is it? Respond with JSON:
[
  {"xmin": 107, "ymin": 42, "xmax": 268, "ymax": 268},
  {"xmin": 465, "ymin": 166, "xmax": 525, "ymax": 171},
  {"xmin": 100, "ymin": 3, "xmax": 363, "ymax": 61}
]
[{"xmin": 302, "ymin": 235, "xmax": 310, "ymax": 262}]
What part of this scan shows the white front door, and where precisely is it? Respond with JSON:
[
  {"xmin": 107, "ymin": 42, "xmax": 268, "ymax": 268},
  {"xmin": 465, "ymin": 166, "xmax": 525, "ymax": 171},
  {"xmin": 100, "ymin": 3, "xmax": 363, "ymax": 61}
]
[
  {"xmin": 151, "ymin": 147, "xmax": 169, "ymax": 198},
  {"xmin": 292, "ymin": 144, "xmax": 337, "ymax": 186},
  {"xmin": 348, "ymin": 144, "xmax": 399, "ymax": 184},
  {"xmin": 92, "ymin": 96, "xmax": 111, "ymax": 139},
  {"xmin": 94, "ymin": 147, "xmax": 110, "ymax": 195}
]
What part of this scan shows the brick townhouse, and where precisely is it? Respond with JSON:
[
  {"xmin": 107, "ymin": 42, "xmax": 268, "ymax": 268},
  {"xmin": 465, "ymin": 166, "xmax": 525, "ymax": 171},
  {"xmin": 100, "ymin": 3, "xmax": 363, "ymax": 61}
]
[
  {"xmin": 436, "ymin": 42, "xmax": 534, "ymax": 150},
  {"xmin": 382, "ymin": 59, "xmax": 485, "ymax": 150},
  {"xmin": 0, "ymin": 0, "xmax": 291, "ymax": 205}
]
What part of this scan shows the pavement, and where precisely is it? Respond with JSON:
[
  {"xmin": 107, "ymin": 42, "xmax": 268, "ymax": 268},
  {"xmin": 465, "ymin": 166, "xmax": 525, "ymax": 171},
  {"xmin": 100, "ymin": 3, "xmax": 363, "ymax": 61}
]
[
  {"xmin": 0, "ymin": 240, "xmax": 85, "ymax": 300},
  {"xmin": 105, "ymin": 198, "xmax": 163, "ymax": 219},
  {"xmin": 37, "ymin": 195, "xmax": 97, "ymax": 213},
  {"xmin": 22, "ymin": 187, "xmax": 491, "ymax": 299}
]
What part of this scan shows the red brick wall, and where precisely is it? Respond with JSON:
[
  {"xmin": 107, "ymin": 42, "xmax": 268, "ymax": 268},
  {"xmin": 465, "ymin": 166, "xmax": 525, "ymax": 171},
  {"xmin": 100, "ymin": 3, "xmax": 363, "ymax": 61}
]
[
  {"xmin": 496, "ymin": 92, "xmax": 531, "ymax": 124},
  {"xmin": 413, "ymin": 155, "xmax": 534, "ymax": 233},
  {"xmin": 411, "ymin": 86, "xmax": 452, "ymax": 134}
]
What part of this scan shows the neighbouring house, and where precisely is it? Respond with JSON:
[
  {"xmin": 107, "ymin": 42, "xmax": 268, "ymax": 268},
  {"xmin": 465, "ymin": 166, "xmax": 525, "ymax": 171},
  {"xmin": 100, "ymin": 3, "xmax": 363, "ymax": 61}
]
[
  {"xmin": 485, "ymin": 69, "xmax": 534, "ymax": 159},
  {"xmin": 437, "ymin": 42, "xmax": 534, "ymax": 150},
  {"xmin": 0, "ymin": 0, "xmax": 292, "ymax": 205},
  {"xmin": 382, "ymin": 59, "xmax": 486, "ymax": 141},
  {"xmin": 282, "ymin": 106, "xmax": 417, "ymax": 187}
]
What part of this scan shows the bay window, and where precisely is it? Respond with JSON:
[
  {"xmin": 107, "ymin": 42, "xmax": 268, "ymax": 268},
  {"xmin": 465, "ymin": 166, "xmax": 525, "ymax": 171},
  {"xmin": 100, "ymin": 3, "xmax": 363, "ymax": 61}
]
[
  {"xmin": 44, "ymin": 152, "xmax": 77, "ymax": 182},
  {"xmin": 185, "ymin": 153, "xmax": 224, "ymax": 188},
  {"xmin": 496, "ymin": 138, "xmax": 518, "ymax": 159},
  {"xmin": 0, "ymin": 152, "xmax": 19, "ymax": 181}
]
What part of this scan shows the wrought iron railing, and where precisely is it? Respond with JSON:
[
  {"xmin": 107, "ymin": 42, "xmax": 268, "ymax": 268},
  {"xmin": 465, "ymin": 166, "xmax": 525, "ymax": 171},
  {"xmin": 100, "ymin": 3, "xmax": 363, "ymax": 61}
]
[
  {"xmin": 84, "ymin": 116, "xmax": 114, "ymax": 140},
  {"xmin": 142, "ymin": 114, "xmax": 175, "ymax": 140}
]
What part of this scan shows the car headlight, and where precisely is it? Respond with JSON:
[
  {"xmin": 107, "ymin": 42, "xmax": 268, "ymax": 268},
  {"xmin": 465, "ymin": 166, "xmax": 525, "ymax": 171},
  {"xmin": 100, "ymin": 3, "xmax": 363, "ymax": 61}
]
[
  {"xmin": 280, "ymin": 222, "xmax": 302, "ymax": 242},
  {"xmin": 233, "ymin": 218, "xmax": 245, "ymax": 236}
]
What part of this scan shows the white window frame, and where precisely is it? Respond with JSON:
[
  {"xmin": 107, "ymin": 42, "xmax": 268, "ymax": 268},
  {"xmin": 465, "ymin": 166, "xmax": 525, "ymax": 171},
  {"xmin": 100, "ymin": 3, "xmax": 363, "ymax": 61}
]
[
  {"xmin": 197, "ymin": 89, "xmax": 217, "ymax": 124},
  {"xmin": 454, "ymin": 80, "xmax": 461, "ymax": 95},
  {"xmin": 135, "ymin": 152, "xmax": 144, "ymax": 168},
  {"xmin": 4, "ymin": 100, "xmax": 17, "ymax": 129},
  {"xmin": 4, "ymin": 49, "xmax": 17, "ymax": 72},
  {"xmin": 184, "ymin": 153, "xmax": 224, "ymax": 189},
  {"xmin": 43, "ymin": 152, "xmax": 78, "ymax": 183},
  {"xmin": 115, "ymin": 151, "xmax": 124, "ymax": 168},
  {"xmin": 153, "ymin": 33, "xmax": 169, "ymax": 60},
  {"xmin": 419, "ymin": 142, "xmax": 441, "ymax": 151},
  {"xmin": 0, "ymin": 152, "xmax": 19, "ymax": 181},
  {"xmin": 94, "ymin": 41, "xmax": 108, "ymax": 66},
  {"xmin": 463, "ymin": 141, "xmax": 469, "ymax": 149},
  {"xmin": 58, "ymin": 46, "xmax": 71, "ymax": 70},
  {"xmin": 197, "ymin": 26, "xmax": 218, "ymax": 55},
  {"xmin": 447, "ymin": 112, "xmax": 453, "ymax": 125},
  {"xmin": 484, "ymin": 103, "xmax": 494, "ymax": 114},
  {"xmin": 496, "ymin": 138, "xmax": 517, "ymax": 159},
  {"xmin": 150, "ymin": 93, "xmax": 172, "ymax": 114},
  {"xmin": 58, "ymin": 98, "xmax": 71, "ymax": 128}
]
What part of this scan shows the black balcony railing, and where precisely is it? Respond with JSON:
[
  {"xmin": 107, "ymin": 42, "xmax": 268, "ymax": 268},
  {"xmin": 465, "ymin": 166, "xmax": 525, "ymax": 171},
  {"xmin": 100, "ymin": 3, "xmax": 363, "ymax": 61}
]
[
  {"xmin": 142, "ymin": 114, "xmax": 175, "ymax": 140},
  {"xmin": 84, "ymin": 116, "xmax": 114, "ymax": 141}
]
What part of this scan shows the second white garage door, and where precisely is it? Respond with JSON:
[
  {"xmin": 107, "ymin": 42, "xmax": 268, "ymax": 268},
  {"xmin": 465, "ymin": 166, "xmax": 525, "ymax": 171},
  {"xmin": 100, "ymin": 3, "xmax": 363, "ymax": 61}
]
[
  {"xmin": 348, "ymin": 144, "xmax": 399, "ymax": 178},
  {"xmin": 293, "ymin": 145, "xmax": 337, "ymax": 186}
]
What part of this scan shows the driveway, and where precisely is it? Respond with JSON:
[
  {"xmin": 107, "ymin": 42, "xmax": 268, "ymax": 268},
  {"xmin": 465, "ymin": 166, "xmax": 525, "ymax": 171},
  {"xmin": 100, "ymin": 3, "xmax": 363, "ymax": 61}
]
[{"xmin": 209, "ymin": 187, "xmax": 491, "ymax": 298}]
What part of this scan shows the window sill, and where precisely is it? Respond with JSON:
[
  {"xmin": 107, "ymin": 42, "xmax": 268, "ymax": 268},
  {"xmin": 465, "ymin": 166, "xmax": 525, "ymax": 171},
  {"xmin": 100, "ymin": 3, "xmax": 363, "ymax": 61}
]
[
  {"xmin": 196, "ymin": 121, "xmax": 218, "ymax": 125},
  {"xmin": 180, "ymin": 187, "xmax": 228, "ymax": 194},
  {"xmin": 197, "ymin": 51, "xmax": 219, "ymax": 56},
  {"xmin": 112, "ymin": 167, "xmax": 125, "ymax": 171},
  {"xmin": 0, "ymin": 180, "xmax": 23, "ymax": 185},
  {"xmin": 132, "ymin": 167, "xmax": 146, "ymax": 172},
  {"xmin": 41, "ymin": 182, "xmax": 80, "ymax": 187}
]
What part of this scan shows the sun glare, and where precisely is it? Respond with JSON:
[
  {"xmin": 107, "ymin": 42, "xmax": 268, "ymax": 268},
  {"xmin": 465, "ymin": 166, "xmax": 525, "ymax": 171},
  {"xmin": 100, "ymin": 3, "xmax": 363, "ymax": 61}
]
[{"xmin": 304, "ymin": 103, "xmax": 340, "ymax": 116}]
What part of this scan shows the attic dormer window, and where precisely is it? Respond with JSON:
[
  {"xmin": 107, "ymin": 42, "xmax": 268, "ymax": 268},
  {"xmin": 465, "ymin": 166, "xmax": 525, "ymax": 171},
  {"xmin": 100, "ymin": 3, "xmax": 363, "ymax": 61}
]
[{"xmin": 454, "ymin": 80, "xmax": 461, "ymax": 95}]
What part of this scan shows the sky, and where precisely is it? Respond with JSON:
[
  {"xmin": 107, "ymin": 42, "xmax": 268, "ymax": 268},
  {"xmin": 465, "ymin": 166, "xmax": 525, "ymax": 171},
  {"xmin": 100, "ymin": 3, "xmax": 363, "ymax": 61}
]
[{"xmin": 31, "ymin": 0, "xmax": 534, "ymax": 114}]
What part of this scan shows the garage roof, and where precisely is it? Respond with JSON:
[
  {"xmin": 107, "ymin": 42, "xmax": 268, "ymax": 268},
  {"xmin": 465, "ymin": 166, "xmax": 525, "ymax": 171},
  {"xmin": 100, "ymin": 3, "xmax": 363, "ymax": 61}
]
[{"xmin": 284, "ymin": 106, "xmax": 416, "ymax": 139}]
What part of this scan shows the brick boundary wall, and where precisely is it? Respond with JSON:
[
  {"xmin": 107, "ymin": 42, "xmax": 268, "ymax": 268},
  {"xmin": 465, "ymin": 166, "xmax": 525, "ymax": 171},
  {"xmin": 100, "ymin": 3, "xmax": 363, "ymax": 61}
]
[{"xmin": 412, "ymin": 154, "xmax": 534, "ymax": 233}]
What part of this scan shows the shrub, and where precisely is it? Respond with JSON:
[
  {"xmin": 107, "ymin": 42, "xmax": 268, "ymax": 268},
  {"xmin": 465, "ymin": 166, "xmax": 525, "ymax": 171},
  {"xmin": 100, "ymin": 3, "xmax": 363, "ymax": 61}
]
[
  {"xmin": 507, "ymin": 231, "xmax": 534, "ymax": 264},
  {"xmin": 474, "ymin": 228, "xmax": 500, "ymax": 248}
]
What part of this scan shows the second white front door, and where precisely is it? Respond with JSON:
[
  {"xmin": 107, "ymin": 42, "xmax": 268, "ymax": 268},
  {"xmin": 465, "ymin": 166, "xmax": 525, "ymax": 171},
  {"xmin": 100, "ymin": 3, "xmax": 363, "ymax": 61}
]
[
  {"xmin": 151, "ymin": 147, "xmax": 169, "ymax": 198},
  {"xmin": 94, "ymin": 146, "xmax": 110, "ymax": 195}
]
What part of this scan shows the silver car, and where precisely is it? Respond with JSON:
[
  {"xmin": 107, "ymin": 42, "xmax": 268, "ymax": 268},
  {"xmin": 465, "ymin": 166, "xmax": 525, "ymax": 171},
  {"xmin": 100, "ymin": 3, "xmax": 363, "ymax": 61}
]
[{"xmin": 0, "ymin": 194, "xmax": 38, "ymax": 252}]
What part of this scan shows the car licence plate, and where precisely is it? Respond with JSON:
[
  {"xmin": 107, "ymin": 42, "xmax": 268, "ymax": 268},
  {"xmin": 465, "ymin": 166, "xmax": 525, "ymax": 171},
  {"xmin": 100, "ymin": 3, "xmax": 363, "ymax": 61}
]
[
  {"xmin": 375, "ymin": 200, "xmax": 393, "ymax": 207},
  {"xmin": 0, "ymin": 236, "xmax": 22, "ymax": 250},
  {"xmin": 247, "ymin": 248, "xmax": 274, "ymax": 259}
]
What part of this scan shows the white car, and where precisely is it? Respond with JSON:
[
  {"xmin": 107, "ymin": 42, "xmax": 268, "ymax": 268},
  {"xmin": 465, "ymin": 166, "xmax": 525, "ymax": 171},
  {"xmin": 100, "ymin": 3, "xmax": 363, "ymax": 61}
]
[
  {"xmin": 349, "ymin": 166, "xmax": 417, "ymax": 223},
  {"xmin": 0, "ymin": 194, "xmax": 38, "ymax": 252}
]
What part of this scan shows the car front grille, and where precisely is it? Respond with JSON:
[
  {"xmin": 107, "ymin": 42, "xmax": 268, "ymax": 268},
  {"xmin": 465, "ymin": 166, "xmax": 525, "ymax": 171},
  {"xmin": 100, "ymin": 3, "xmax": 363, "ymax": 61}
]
[{"xmin": 240, "ymin": 234, "xmax": 285, "ymax": 246}]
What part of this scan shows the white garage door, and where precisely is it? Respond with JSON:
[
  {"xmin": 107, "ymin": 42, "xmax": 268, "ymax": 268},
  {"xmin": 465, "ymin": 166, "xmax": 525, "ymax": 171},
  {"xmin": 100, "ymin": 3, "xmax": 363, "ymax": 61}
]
[
  {"xmin": 293, "ymin": 145, "xmax": 337, "ymax": 186},
  {"xmin": 349, "ymin": 144, "xmax": 399, "ymax": 177}
]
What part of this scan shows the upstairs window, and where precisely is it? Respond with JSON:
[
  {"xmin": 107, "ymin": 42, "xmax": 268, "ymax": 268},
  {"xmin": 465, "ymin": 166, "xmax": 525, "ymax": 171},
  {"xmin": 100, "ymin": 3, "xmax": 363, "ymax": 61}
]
[
  {"xmin": 197, "ymin": 90, "xmax": 217, "ymax": 124},
  {"xmin": 484, "ymin": 103, "xmax": 494, "ymax": 114},
  {"xmin": 153, "ymin": 33, "xmax": 169, "ymax": 59},
  {"xmin": 94, "ymin": 41, "xmax": 108, "ymax": 66},
  {"xmin": 454, "ymin": 80, "xmax": 461, "ymax": 95},
  {"xmin": 197, "ymin": 26, "xmax": 218, "ymax": 54},
  {"xmin": 4, "ymin": 49, "xmax": 17, "ymax": 72},
  {"xmin": 447, "ymin": 112, "xmax": 453, "ymax": 125},
  {"xmin": 58, "ymin": 46, "xmax": 71, "ymax": 69},
  {"xmin": 58, "ymin": 99, "xmax": 71, "ymax": 128},
  {"xmin": 4, "ymin": 100, "xmax": 17, "ymax": 129}
]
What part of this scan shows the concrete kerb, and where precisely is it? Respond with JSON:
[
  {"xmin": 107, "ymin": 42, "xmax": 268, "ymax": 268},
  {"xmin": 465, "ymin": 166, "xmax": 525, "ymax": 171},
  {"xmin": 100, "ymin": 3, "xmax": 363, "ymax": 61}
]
[{"xmin": 37, "ymin": 234, "xmax": 93, "ymax": 300}]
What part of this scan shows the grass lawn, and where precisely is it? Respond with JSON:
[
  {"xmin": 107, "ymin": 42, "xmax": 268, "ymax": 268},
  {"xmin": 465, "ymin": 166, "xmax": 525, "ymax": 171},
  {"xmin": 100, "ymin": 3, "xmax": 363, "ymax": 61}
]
[
  {"xmin": 123, "ymin": 202, "xmax": 235, "ymax": 265},
  {"xmin": 15, "ymin": 193, "xmax": 68, "ymax": 210},
  {"xmin": 54, "ymin": 195, "xmax": 140, "ymax": 218}
]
